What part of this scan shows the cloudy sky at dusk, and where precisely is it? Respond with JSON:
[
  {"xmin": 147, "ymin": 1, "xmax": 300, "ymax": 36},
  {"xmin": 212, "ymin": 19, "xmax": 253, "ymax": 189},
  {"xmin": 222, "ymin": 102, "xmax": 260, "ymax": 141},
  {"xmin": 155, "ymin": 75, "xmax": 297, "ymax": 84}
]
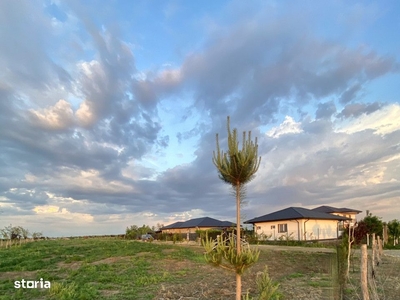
[{"xmin": 1, "ymin": 0, "xmax": 399, "ymax": 237}]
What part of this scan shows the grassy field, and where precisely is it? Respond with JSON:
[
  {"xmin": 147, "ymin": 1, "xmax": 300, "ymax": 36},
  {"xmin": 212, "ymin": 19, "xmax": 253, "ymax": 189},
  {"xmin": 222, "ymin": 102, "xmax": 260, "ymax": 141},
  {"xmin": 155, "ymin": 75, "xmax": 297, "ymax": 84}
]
[{"xmin": 1, "ymin": 238, "xmax": 397, "ymax": 299}]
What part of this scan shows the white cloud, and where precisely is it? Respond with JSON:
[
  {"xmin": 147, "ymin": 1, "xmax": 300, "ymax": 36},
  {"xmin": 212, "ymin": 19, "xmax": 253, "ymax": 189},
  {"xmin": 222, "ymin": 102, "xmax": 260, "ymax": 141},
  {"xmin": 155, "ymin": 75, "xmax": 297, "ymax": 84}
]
[
  {"xmin": 29, "ymin": 99, "xmax": 74, "ymax": 130},
  {"xmin": 336, "ymin": 103, "xmax": 400, "ymax": 135},
  {"xmin": 157, "ymin": 68, "xmax": 182, "ymax": 89},
  {"xmin": 266, "ymin": 116, "xmax": 303, "ymax": 138},
  {"xmin": 75, "ymin": 100, "xmax": 95, "ymax": 127},
  {"xmin": 53, "ymin": 168, "xmax": 134, "ymax": 193},
  {"xmin": 336, "ymin": 164, "xmax": 387, "ymax": 186}
]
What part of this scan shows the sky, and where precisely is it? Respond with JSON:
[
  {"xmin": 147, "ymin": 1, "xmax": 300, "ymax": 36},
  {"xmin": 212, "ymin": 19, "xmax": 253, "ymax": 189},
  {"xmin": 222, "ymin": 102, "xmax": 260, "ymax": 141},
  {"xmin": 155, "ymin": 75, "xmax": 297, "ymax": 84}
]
[{"xmin": 0, "ymin": 0, "xmax": 399, "ymax": 237}]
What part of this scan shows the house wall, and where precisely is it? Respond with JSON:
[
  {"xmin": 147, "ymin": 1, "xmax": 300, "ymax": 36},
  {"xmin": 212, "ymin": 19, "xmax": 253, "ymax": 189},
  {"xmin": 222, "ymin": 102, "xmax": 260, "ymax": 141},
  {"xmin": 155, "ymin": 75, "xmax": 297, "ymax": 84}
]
[
  {"xmin": 254, "ymin": 219, "xmax": 340, "ymax": 241},
  {"xmin": 254, "ymin": 220, "xmax": 301, "ymax": 241},
  {"xmin": 330, "ymin": 212, "xmax": 359, "ymax": 224},
  {"xmin": 302, "ymin": 219, "xmax": 340, "ymax": 240}
]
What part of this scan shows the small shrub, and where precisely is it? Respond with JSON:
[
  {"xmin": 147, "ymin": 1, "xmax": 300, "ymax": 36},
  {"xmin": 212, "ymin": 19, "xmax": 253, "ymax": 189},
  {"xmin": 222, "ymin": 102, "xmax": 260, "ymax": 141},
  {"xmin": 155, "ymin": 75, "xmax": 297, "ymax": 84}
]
[
  {"xmin": 196, "ymin": 229, "xmax": 222, "ymax": 242},
  {"xmin": 256, "ymin": 266, "xmax": 282, "ymax": 300},
  {"xmin": 172, "ymin": 233, "xmax": 183, "ymax": 244},
  {"xmin": 246, "ymin": 234, "xmax": 259, "ymax": 244},
  {"xmin": 48, "ymin": 282, "xmax": 79, "ymax": 299}
]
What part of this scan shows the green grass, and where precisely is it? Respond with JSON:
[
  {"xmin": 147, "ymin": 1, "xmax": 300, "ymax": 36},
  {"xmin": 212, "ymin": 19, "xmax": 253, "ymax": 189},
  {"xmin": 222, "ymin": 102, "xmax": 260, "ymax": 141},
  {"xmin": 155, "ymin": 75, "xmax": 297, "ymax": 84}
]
[
  {"xmin": 0, "ymin": 238, "xmax": 204, "ymax": 299},
  {"xmin": 307, "ymin": 277, "xmax": 333, "ymax": 288},
  {"xmin": 0, "ymin": 238, "xmax": 350, "ymax": 299},
  {"xmin": 285, "ymin": 272, "xmax": 304, "ymax": 279}
]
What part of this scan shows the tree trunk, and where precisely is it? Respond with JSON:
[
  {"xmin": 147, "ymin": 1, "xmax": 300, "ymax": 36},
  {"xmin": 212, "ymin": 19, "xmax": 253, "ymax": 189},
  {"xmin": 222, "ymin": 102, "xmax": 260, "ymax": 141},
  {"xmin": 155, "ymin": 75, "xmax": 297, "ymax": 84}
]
[
  {"xmin": 361, "ymin": 245, "xmax": 369, "ymax": 300},
  {"xmin": 236, "ymin": 182, "xmax": 241, "ymax": 300},
  {"xmin": 346, "ymin": 226, "xmax": 352, "ymax": 280},
  {"xmin": 236, "ymin": 273, "xmax": 241, "ymax": 300}
]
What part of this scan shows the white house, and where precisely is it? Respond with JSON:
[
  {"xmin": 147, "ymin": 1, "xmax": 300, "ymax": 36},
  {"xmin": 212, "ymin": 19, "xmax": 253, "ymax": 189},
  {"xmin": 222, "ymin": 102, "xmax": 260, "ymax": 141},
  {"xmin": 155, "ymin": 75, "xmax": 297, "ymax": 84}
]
[
  {"xmin": 244, "ymin": 207, "xmax": 353, "ymax": 241},
  {"xmin": 312, "ymin": 205, "xmax": 362, "ymax": 229}
]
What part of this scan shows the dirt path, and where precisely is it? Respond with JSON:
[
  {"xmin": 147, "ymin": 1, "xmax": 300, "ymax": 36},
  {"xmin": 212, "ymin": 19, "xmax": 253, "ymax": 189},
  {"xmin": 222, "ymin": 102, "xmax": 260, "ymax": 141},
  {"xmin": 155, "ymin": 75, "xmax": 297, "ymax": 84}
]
[
  {"xmin": 175, "ymin": 241, "xmax": 400, "ymax": 257},
  {"xmin": 383, "ymin": 249, "xmax": 400, "ymax": 258},
  {"xmin": 167, "ymin": 241, "xmax": 336, "ymax": 253}
]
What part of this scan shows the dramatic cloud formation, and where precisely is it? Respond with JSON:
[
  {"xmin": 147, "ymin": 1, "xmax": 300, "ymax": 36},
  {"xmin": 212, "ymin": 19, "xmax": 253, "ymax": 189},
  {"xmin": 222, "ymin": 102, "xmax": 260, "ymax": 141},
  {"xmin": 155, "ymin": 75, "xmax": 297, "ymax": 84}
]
[{"xmin": 0, "ymin": 1, "xmax": 399, "ymax": 236}]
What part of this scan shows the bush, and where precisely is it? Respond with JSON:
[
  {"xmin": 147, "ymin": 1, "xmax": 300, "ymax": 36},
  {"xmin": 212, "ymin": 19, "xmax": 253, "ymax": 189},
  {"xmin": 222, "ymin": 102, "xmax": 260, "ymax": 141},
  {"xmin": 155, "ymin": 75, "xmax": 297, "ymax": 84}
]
[
  {"xmin": 242, "ymin": 267, "xmax": 282, "ymax": 299},
  {"xmin": 172, "ymin": 233, "xmax": 183, "ymax": 244},
  {"xmin": 196, "ymin": 229, "xmax": 223, "ymax": 242},
  {"xmin": 384, "ymin": 242, "xmax": 400, "ymax": 250},
  {"xmin": 256, "ymin": 266, "xmax": 282, "ymax": 299},
  {"xmin": 246, "ymin": 234, "xmax": 260, "ymax": 244},
  {"xmin": 125, "ymin": 225, "xmax": 139, "ymax": 240},
  {"xmin": 125, "ymin": 224, "xmax": 154, "ymax": 240}
]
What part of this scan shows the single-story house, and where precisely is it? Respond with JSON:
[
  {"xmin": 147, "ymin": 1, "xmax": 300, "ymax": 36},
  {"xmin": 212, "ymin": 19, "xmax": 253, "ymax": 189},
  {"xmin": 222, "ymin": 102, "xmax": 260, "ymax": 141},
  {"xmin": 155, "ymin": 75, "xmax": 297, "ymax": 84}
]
[
  {"xmin": 244, "ymin": 207, "xmax": 353, "ymax": 241},
  {"xmin": 161, "ymin": 217, "xmax": 235, "ymax": 234}
]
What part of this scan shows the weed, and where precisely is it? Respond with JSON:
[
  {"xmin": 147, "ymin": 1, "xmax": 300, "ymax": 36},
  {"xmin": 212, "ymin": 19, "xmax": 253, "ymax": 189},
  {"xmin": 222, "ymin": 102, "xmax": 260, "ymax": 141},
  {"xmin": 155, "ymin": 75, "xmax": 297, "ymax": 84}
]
[
  {"xmin": 307, "ymin": 280, "xmax": 332, "ymax": 288},
  {"xmin": 286, "ymin": 272, "xmax": 304, "ymax": 279}
]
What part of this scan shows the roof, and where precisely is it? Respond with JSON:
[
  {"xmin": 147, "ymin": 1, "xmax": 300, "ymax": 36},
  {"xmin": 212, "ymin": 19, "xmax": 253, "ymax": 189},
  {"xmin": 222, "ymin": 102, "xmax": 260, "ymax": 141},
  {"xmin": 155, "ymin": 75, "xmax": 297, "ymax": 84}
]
[
  {"xmin": 161, "ymin": 221, "xmax": 184, "ymax": 230},
  {"xmin": 244, "ymin": 207, "xmax": 351, "ymax": 224},
  {"xmin": 312, "ymin": 205, "xmax": 362, "ymax": 214},
  {"xmin": 161, "ymin": 217, "xmax": 235, "ymax": 230}
]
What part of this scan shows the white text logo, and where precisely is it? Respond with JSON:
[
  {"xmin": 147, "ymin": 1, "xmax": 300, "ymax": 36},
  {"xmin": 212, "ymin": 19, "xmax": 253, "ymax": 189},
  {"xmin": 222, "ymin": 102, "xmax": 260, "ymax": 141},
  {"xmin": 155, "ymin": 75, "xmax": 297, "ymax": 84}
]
[{"xmin": 14, "ymin": 278, "xmax": 51, "ymax": 289}]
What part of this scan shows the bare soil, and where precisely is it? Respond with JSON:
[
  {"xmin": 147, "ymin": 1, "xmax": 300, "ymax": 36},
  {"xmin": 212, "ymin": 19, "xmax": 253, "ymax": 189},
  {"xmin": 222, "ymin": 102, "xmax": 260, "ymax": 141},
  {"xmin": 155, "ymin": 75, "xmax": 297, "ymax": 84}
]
[
  {"xmin": 154, "ymin": 243, "xmax": 400, "ymax": 300},
  {"xmin": 154, "ymin": 243, "xmax": 338, "ymax": 300},
  {"xmin": 345, "ymin": 253, "xmax": 400, "ymax": 300}
]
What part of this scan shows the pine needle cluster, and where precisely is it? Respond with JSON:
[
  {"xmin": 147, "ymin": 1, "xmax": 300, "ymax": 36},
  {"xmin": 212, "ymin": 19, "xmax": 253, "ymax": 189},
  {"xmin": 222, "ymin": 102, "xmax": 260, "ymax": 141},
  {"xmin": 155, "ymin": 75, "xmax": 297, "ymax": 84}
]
[
  {"xmin": 203, "ymin": 234, "xmax": 260, "ymax": 276},
  {"xmin": 212, "ymin": 116, "xmax": 261, "ymax": 188}
]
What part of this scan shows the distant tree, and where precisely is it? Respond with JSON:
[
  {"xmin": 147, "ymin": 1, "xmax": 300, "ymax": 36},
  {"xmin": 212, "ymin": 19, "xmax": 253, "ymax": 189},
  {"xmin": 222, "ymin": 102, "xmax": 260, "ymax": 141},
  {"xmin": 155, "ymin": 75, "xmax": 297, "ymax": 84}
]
[
  {"xmin": 32, "ymin": 232, "xmax": 43, "ymax": 240},
  {"xmin": 125, "ymin": 225, "xmax": 139, "ymax": 239},
  {"xmin": 353, "ymin": 221, "xmax": 369, "ymax": 244},
  {"xmin": 363, "ymin": 214, "xmax": 383, "ymax": 236},
  {"xmin": 0, "ymin": 227, "xmax": 10, "ymax": 240},
  {"xmin": 387, "ymin": 219, "xmax": 400, "ymax": 246},
  {"xmin": 211, "ymin": 116, "xmax": 261, "ymax": 300},
  {"xmin": 138, "ymin": 224, "xmax": 153, "ymax": 235},
  {"xmin": 352, "ymin": 214, "xmax": 384, "ymax": 245},
  {"xmin": 125, "ymin": 224, "xmax": 153, "ymax": 239},
  {"xmin": 156, "ymin": 223, "xmax": 164, "ymax": 231},
  {"xmin": 1, "ymin": 225, "xmax": 34, "ymax": 247},
  {"xmin": 19, "ymin": 226, "xmax": 30, "ymax": 240}
]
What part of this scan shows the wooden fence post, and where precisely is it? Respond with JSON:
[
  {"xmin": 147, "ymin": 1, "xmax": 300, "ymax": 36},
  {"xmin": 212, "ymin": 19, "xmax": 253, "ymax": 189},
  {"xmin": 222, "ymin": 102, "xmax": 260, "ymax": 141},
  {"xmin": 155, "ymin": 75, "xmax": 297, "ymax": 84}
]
[
  {"xmin": 361, "ymin": 245, "xmax": 369, "ymax": 300},
  {"xmin": 371, "ymin": 233, "xmax": 376, "ymax": 275},
  {"xmin": 377, "ymin": 236, "xmax": 382, "ymax": 267},
  {"xmin": 378, "ymin": 236, "xmax": 383, "ymax": 257}
]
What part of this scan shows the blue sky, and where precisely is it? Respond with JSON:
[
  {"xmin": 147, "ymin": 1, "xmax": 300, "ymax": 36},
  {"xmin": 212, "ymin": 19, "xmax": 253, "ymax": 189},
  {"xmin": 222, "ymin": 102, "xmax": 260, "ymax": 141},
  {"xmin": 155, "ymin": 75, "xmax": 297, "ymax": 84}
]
[{"xmin": 0, "ymin": 0, "xmax": 399, "ymax": 237}]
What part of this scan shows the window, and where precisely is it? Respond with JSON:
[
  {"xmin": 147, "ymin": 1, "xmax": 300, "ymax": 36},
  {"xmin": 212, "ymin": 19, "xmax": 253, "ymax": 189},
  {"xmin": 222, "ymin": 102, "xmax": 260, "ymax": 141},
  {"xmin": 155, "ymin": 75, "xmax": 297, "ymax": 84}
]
[{"xmin": 278, "ymin": 224, "xmax": 287, "ymax": 233}]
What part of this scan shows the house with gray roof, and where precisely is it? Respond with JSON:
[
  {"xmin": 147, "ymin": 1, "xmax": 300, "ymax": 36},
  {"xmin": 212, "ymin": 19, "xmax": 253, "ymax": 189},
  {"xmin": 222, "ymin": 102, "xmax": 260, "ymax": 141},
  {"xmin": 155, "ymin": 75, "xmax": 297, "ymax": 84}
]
[
  {"xmin": 312, "ymin": 206, "xmax": 362, "ymax": 223},
  {"xmin": 161, "ymin": 217, "xmax": 235, "ymax": 234},
  {"xmin": 244, "ymin": 206, "xmax": 355, "ymax": 241}
]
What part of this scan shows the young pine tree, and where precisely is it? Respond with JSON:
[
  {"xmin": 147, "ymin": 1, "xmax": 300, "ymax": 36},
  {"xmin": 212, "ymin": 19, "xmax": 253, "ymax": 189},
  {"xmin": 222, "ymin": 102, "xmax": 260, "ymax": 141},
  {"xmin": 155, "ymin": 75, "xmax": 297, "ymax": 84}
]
[{"xmin": 211, "ymin": 116, "xmax": 261, "ymax": 300}]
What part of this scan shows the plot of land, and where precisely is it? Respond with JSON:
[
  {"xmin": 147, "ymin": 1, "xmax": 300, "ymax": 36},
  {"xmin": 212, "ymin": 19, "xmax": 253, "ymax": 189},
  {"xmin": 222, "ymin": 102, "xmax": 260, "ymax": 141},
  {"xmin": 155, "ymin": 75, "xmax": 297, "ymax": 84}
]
[{"xmin": 0, "ymin": 238, "xmax": 399, "ymax": 299}]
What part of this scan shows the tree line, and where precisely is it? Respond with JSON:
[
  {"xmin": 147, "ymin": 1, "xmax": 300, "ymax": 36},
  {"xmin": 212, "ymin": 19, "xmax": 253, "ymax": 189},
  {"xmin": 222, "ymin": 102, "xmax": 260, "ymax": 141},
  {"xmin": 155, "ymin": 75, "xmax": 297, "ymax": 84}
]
[{"xmin": 349, "ymin": 213, "xmax": 400, "ymax": 247}]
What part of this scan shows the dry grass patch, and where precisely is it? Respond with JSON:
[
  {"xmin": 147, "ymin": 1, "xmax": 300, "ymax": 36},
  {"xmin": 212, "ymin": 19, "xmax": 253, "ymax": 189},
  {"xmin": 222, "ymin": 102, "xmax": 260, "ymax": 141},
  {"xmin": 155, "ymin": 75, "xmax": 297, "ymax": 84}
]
[
  {"xmin": 90, "ymin": 256, "xmax": 131, "ymax": 265},
  {"xmin": 56, "ymin": 261, "xmax": 82, "ymax": 270},
  {"xmin": 0, "ymin": 271, "xmax": 37, "ymax": 281}
]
